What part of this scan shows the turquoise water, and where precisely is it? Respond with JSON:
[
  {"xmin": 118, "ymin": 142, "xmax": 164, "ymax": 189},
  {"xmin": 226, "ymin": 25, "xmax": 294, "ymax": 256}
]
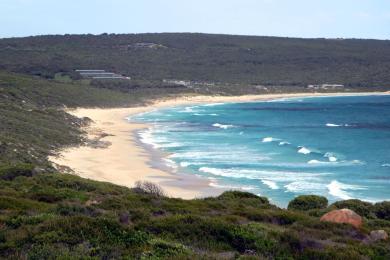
[{"xmin": 132, "ymin": 95, "xmax": 390, "ymax": 207}]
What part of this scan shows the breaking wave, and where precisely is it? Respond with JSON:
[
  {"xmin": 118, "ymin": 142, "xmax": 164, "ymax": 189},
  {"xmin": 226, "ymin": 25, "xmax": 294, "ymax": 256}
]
[
  {"xmin": 262, "ymin": 137, "xmax": 278, "ymax": 143},
  {"xmin": 327, "ymin": 180, "xmax": 366, "ymax": 200},
  {"xmin": 198, "ymin": 167, "xmax": 326, "ymax": 183},
  {"xmin": 298, "ymin": 147, "xmax": 311, "ymax": 154},
  {"xmin": 212, "ymin": 123, "xmax": 235, "ymax": 129},
  {"xmin": 326, "ymin": 123, "xmax": 341, "ymax": 127},
  {"xmin": 262, "ymin": 180, "xmax": 279, "ymax": 190},
  {"xmin": 284, "ymin": 181, "xmax": 325, "ymax": 193}
]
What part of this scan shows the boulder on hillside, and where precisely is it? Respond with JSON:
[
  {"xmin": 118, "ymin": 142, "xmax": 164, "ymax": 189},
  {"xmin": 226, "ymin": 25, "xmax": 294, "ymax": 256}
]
[
  {"xmin": 320, "ymin": 208, "xmax": 362, "ymax": 228},
  {"xmin": 370, "ymin": 230, "xmax": 388, "ymax": 242}
]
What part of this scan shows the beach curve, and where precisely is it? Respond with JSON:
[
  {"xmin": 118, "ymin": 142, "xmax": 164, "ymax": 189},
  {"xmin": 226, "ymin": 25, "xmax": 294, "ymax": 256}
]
[{"xmin": 49, "ymin": 92, "xmax": 390, "ymax": 199}]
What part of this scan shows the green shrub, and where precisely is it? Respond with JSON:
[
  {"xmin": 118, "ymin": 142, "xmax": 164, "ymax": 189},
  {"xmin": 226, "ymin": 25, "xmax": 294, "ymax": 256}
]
[
  {"xmin": 0, "ymin": 196, "xmax": 49, "ymax": 210},
  {"xmin": 55, "ymin": 203, "xmax": 100, "ymax": 217},
  {"xmin": 330, "ymin": 199, "xmax": 374, "ymax": 218},
  {"xmin": 247, "ymin": 209, "xmax": 305, "ymax": 226},
  {"xmin": 142, "ymin": 239, "xmax": 190, "ymax": 258},
  {"xmin": 0, "ymin": 164, "xmax": 34, "ymax": 181},
  {"xmin": 39, "ymin": 216, "xmax": 149, "ymax": 247},
  {"xmin": 218, "ymin": 191, "xmax": 269, "ymax": 204},
  {"xmin": 374, "ymin": 201, "xmax": 390, "ymax": 220},
  {"xmin": 287, "ymin": 195, "xmax": 328, "ymax": 211},
  {"xmin": 28, "ymin": 187, "xmax": 87, "ymax": 203}
]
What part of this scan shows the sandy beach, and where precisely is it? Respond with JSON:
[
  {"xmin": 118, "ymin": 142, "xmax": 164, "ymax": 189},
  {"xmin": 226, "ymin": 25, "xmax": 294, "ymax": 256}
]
[{"xmin": 49, "ymin": 92, "xmax": 390, "ymax": 199}]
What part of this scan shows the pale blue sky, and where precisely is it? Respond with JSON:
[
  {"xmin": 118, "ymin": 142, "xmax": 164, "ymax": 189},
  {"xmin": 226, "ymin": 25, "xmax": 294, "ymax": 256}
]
[{"xmin": 1, "ymin": 0, "xmax": 390, "ymax": 39}]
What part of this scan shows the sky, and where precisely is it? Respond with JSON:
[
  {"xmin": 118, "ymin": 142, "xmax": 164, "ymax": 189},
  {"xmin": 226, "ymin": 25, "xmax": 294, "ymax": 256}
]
[{"xmin": 1, "ymin": 0, "xmax": 390, "ymax": 39}]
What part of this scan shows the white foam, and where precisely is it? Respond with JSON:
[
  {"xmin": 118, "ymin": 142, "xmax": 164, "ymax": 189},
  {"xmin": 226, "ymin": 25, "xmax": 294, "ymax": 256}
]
[
  {"xmin": 179, "ymin": 161, "xmax": 204, "ymax": 167},
  {"xmin": 202, "ymin": 103, "xmax": 224, "ymax": 107},
  {"xmin": 138, "ymin": 128, "xmax": 159, "ymax": 148},
  {"xmin": 284, "ymin": 181, "xmax": 325, "ymax": 193},
  {"xmin": 261, "ymin": 180, "xmax": 279, "ymax": 190},
  {"xmin": 326, "ymin": 123, "xmax": 351, "ymax": 127},
  {"xmin": 324, "ymin": 152, "xmax": 338, "ymax": 162},
  {"xmin": 279, "ymin": 141, "xmax": 290, "ymax": 146},
  {"xmin": 162, "ymin": 158, "xmax": 178, "ymax": 170},
  {"xmin": 138, "ymin": 128, "xmax": 184, "ymax": 149},
  {"xmin": 198, "ymin": 167, "xmax": 326, "ymax": 183},
  {"xmin": 298, "ymin": 147, "xmax": 311, "ymax": 154},
  {"xmin": 262, "ymin": 137, "xmax": 277, "ymax": 143},
  {"xmin": 307, "ymin": 158, "xmax": 362, "ymax": 166},
  {"xmin": 352, "ymin": 160, "xmax": 364, "ymax": 165},
  {"xmin": 212, "ymin": 123, "xmax": 235, "ymax": 129},
  {"xmin": 179, "ymin": 106, "xmax": 201, "ymax": 113},
  {"xmin": 266, "ymin": 98, "xmax": 289, "ymax": 102},
  {"xmin": 326, "ymin": 123, "xmax": 341, "ymax": 127},
  {"xmin": 169, "ymin": 151, "xmax": 271, "ymax": 162},
  {"xmin": 194, "ymin": 113, "xmax": 219, "ymax": 116},
  {"xmin": 209, "ymin": 182, "xmax": 256, "ymax": 191},
  {"xmin": 307, "ymin": 160, "xmax": 322, "ymax": 164},
  {"xmin": 327, "ymin": 180, "xmax": 366, "ymax": 200}
]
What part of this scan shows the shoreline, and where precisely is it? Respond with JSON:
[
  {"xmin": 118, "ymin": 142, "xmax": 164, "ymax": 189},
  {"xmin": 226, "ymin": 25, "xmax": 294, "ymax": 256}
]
[{"xmin": 49, "ymin": 91, "xmax": 390, "ymax": 199}]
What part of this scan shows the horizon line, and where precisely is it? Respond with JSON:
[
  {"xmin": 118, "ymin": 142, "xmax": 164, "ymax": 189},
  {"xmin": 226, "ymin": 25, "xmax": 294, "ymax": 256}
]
[{"xmin": 1, "ymin": 32, "xmax": 389, "ymax": 41}]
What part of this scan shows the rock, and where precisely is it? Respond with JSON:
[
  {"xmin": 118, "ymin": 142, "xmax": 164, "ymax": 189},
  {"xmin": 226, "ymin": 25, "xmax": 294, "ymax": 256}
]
[
  {"xmin": 85, "ymin": 199, "xmax": 100, "ymax": 206},
  {"xmin": 320, "ymin": 208, "xmax": 363, "ymax": 228},
  {"xmin": 370, "ymin": 230, "xmax": 388, "ymax": 241}
]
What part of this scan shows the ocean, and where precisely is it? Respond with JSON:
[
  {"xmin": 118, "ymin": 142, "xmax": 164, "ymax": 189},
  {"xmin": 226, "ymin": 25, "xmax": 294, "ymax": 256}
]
[{"xmin": 131, "ymin": 95, "xmax": 390, "ymax": 207}]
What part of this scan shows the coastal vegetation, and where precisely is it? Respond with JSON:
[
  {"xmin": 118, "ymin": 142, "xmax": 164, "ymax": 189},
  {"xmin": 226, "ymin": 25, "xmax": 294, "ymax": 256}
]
[
  {"xmin": 0, "ymin": 71, "xmax": 192, "ymax": 167},
  {"xmin": 1, "ymin": 33, "xmax": 390, "ymax": 258},
  {"xmin": 1, "ymin": 33, "xmax": 390, "ymax": 91},
  {"xmin": 287, "ymin": 195, "xmax": 329, "ymax": 211},
  {"xmin": 0, "ymin": 164, "xmax": 389, "ymax": 258}
]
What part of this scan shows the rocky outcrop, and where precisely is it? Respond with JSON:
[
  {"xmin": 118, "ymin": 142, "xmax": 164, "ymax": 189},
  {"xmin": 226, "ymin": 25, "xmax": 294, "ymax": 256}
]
[
  {"xmin": 320, "ymin": 208, "xmax": 363, "ymax": 228},
  {"xmin": 369, "ymin": 230, "xmax": 388, "ymax": 242}
]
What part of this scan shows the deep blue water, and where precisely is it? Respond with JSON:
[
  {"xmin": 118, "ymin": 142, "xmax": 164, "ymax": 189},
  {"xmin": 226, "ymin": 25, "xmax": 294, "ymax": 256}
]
[{"xmin": 132, "ymin": 95, "xmax": 390, "ymax": 206}]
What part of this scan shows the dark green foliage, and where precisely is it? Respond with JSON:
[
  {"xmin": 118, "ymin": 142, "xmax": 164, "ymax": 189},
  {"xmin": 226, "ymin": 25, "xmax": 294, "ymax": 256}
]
[
  {"xmin": 288, "ymin": 195, "xmax": 328, "ymax": 211},
  {"xmin": 219, "ymin": 190, "xmax": 262, "ymax": 200},
  {"xmin": 331, "ymin": 199, "xmax": 375, "ymax": 218},
  {"xmin": 1, "ymin": 33, "xmax": 390, "ymax": 89},
  {"xmin": 374, "ymin": 201, "xmax": 390, "ymax": 220},
  {"xmin": 0, "ymin": 171, "xmax": 390, "ymax": 258},
  {"xmin": 243, "ymin": 208, "xmax": 306, "ymax": 225},
  {"xmin": 142, "ymin": 239, "xmax": 191, "ymax": 258},
  {"xmin": 0, "ymin": 164, "xmax": 34, "ymax": 180},
  {"xmin": 218, "ymin": 190, "xmax": 268, "ymax": 203}
]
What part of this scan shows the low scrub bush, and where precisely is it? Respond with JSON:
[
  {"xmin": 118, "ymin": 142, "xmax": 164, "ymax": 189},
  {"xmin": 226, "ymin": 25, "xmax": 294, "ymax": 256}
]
[
  {"xmin": 0, "ymin": 196, "xmax": 48, "ymax": 211},
  {"xmin": 0, "ymin": 164, "xmax": 35, "ymax": 181},
  {"xmin": 331, "ymin": 199, "xmax": 374, "ymax": 218},
  {"xmin": 218, "ymin": 191, "xmax": 263, "ymax": 200},
  {"xmin": 142, "ymin": 239, "xmax": 190, "ymax": 258},
  {"xmin": 218, "ymin": 191, "xmax": 269, "ymax": 205},
  {"xmin": 55, "ymin": 203, "xmax": 100, "ymax": 217},
  {"xmin": 287, "ymin": 195, "xmax": 328, "ymax": 211},
  {"xmin": 374, "ymin": 201, "xmax": 390, "ymax": 220},
  {"xmin": 134, "ymin": 181, "xmax": 165, "ymax": 197}
]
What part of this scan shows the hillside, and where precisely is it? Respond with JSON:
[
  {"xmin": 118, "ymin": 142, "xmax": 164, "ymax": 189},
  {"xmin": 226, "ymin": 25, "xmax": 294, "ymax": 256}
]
[
  {"xmin": 0, "ymin": 164, "xmax": 390, "ymax": 259},
  {"xmin": 1, "ymin": 33, "xmax": 390, "ymax": 90},
  {"xmin": 0, "ymin": 70, "xmax": 199, "ymax": 167}
]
